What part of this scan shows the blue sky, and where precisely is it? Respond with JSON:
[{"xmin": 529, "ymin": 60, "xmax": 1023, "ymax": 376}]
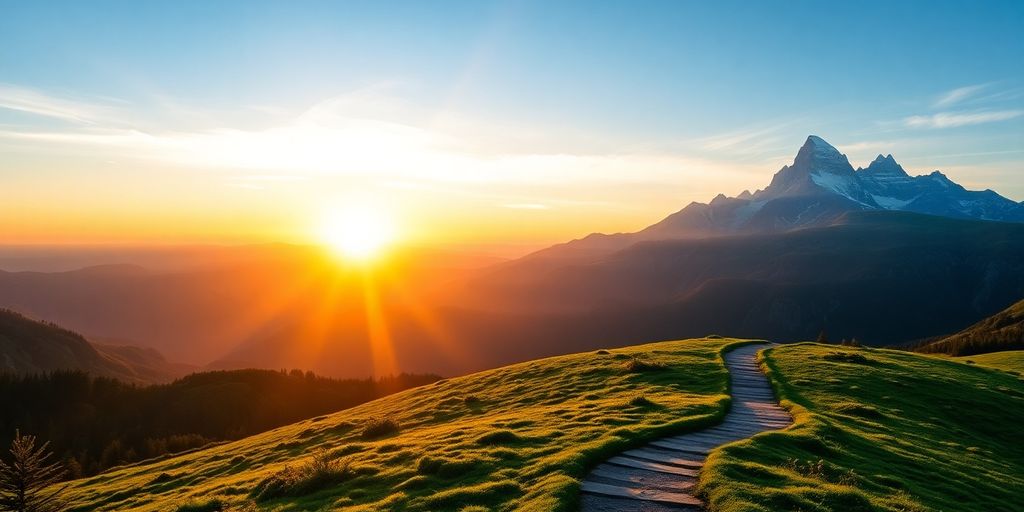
[{"xmin": 1, "ymin": 1, "xmax": 1022, "ymax": 245}]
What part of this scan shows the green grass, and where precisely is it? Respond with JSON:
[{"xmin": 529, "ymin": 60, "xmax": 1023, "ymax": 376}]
[
  {"xmin": 955, "ymin": 350, "xmax": 1024, "ymax": 374},
  {"xmin": 62, "ymin": 337, "xmax": 752, "ymax": 511},
  {"xmin": 700, "ymin": 343, "xmax": 1024, "ymax": 512}
]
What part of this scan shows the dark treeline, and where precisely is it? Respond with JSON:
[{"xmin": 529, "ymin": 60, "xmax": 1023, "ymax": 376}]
[
  {"xmin": 0, "ymin": 369, "xmax": 440, "ymax": 478},
  {"xmin": 914, "ymin": 299, "xmax": 1024, "ymax": 356},
  {"xmin": 915, "ymin": 325, "xmax": 1024, "ymax": 356}
]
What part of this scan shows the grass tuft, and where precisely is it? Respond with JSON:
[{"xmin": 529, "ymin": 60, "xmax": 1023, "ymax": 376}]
[
  {"xmin": 252, "ymin": 450, "xmax": 352, "ymax": 502},
  {"xmin": 174, "ymin": 499, "xmax": 224, "ymax": 512},
  {"xmin": 831, "ymin": 402, "xmax": 884, "ymax": 419},
  {"xmin": 622, "ymin": 356, "xmax": 668, "ymax": 372},
  {"xmin": 149, "ymin": 472, "xmax": 176, "ymax": 484},
  {"xmin": 822, "ymin": 351, "xmax": 872, "ymax": 365},
  {"xmin": 361, "ymin": 417, "xmax": 401, "ymax": 439},
  {"xmin": 416, "ymin": 455, "xmax": 478, "ymax": 478},
  {"xmin": 628, "ymin": 394, "xmax": 656, "ymax": 407},
  {"xmin": 475, "ymin": 429, "xmax": 522, "ymax": 445}
]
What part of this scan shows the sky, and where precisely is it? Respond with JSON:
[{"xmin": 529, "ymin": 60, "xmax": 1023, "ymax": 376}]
[{"xmin": 1, "ymin": 0, "xmax": 1022, "ymax": 250}]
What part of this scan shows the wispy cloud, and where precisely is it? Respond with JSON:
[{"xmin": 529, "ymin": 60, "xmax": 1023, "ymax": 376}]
[
  {"xmin": 0, "ymin": 87, "xmax": 756, "ymax": 198},
  {"xmin": 933, "ymin": 84, "xmax": 990, "ymax": 108},
  {"xmin": 0, "ymin": 84, "xmax": 120, "ymax": 124},
  {"xmin": 903, "ymin": 110, "xmax": 1023, "ymax": 129},
  {"xmin": 690, "ymin": 121, "xmax": 798, "ymax": 153}
]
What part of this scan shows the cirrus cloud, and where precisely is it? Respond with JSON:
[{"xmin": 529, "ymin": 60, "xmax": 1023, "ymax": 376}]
[{"xmin": 903, "ymin": 110, "xmax": 1023, "ymax": 129}]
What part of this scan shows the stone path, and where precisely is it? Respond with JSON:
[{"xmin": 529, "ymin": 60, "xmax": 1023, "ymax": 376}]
[{"xmin": 579, "ymin": 343, "xmax": 791, "ymax": 511}]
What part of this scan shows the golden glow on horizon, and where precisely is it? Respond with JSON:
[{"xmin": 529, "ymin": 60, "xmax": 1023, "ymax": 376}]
[{"xmin": 318, "ymin": 203, "xmax": 397, "ymax": 262}]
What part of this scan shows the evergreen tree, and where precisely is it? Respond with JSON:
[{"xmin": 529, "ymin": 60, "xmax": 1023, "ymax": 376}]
[{"xmin": 0, "ymin": 431, "xmax": 66, "ymax": 512}]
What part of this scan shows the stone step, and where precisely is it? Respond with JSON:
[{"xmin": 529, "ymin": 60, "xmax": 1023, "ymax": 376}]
[
  {"xmin": 580, "ymin": 481, "xmax": 703, "ymax": 507},
  {"xmin": 579, "ymin": 493, "xmax": 699, "ymax": 511},
  {"xmin": 649, "ymin": 439, "xmax": 713, "ymax": 455},
  {"xmin": 588, "ymin": 465, "xmax": 696, "ymax": 492},
  {"xmin": 607, "ymin": 455, "xmax": 700, "ymax": 477},
  {"xmin": 621, "ymin": 448, "xmax": 704, "ymax": 468}
]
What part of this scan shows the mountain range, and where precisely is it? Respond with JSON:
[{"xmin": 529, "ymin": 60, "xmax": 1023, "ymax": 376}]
[
  {"xmin": 1, "ymin": 136, "xmax": 1022, "ymax": 377},
  {"xmin": 0, "ymin": 309, "xmax": 190, "ymax": 383},
  {"xmin": 531, "ymin": 135, "xmax": 1024, "ymax": 259}
]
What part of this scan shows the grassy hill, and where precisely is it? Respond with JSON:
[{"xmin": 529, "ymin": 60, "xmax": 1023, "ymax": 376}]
[
  {"xmin": 918, "ymin": 298, "xmax": 1024, "ymax": 356},
  {"xmin": 61, "ymin": 337, "xmax": 744, "ymax": 511},
  {"xmin": 59, "ymin": 340, "xmax": 1024, "ymax": 511},
  {"xmin": 956, "ymin": 350, "xmax": 1024, "ymax": 374},
  {"xmin": 702, "ymin": 344, "xmax": 1024, "ymax": 511}
]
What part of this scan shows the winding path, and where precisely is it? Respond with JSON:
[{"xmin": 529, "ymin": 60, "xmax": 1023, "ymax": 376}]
[{"xmin": 579, "ymin": 343, "xmax": 791, "ymax": 511}]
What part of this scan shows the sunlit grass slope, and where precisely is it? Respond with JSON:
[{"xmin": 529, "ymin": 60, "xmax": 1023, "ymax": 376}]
[
  {"xmin": 701, "ymin": 343, "xmax": 1024, "ymax": 512},
  {"xmin": 956, "ymin": 350, "xmax": 1024, "ymax": 374},
  {"xmin": 64, "ymin": 337, "xmax": 748, "ymax": 511}
]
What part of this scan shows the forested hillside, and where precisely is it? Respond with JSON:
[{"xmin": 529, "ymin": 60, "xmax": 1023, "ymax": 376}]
[{"xmin": 0, "ymin": 369, "xmax": 439, "ymax": 477}]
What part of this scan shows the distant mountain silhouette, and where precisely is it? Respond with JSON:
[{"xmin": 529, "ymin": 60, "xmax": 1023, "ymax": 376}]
[
  {"xmin": 917, "ymin": 298, "xmax": 1024, "ymax": 356},
  {"xmin": 531, "ymin": 136, "xmax": 1024, "ymax": 259},
  {"xmin": 462, "ymin": 211, "xmax": 1024, "ymax": 347},
  {"xmin": 0, "ymin": 309, "xmax": 189, "ymax": 383}
]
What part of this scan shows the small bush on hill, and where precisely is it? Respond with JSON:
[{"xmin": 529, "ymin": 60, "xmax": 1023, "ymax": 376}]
[
  {"xmin": 149, "ymin": 472, "xmax": 176, "ymax": 484},
  {"xmin": 252, "ymin": 450, "xmax": 352, "ymax": 502},
  {"xmin": 622, "ymin": 356, "xmax": 668, "ymax": 372},
  {"xmin": 361, "ymin": 417, "xmax": 401, "ymax": 439},
  {"xmin": 475, "ymin": 429, "xmax": 521, "ymax": 445},
  {"xmin": 831, "ymin": 402, "xmax": 884, "ymax": 419},
  {"xmin": 416, "ymin": 456, "xmax": 477, "ymax": 478},
  {"xmin": 628, "ymin": 394, "xmax": 656, "ymax": 407},
  {"xmin": 822, "ymin": 352, "xmax": 872, "ymax": 365},
  {"xmin": 784, "ymin": 458, "xmax": 860, "ymax": 487}
]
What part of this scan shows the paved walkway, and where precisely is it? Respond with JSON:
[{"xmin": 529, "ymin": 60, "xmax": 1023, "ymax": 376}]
[{"xmin": 579, "ymin": 343, "xmax": 791, "ymax": 511}]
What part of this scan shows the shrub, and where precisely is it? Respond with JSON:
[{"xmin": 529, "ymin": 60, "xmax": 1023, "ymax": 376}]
[
  {"xmin": 595, "ymin": 349, "xmax": 611, "ymax": 355},
  {"xmin": 784, "ymin": 458, "xmax": 859, "ymax": 486},
  {"xmin": 416, "ymin": 456, "xmax": 477, "ymax": 478},
  {"xmin": 361, "ymin": 417, "xmax": 401, "ymax": 439},
  {"xmin": 475, "ymin": 430, "xmax": 522, "ymax": 445},
  {"xmin": 822, "ymin": 352, "xmax": 872, "ymax": 365},
  {"xmin": 463, "ymin": 395, "xmax": 482, "ymax": 405},
  {"xmin": 832, "ymin": 402, "xmax": 884, "ymax": 419},
  {"xmin": 628, "ymin": 394, "xmax": 656, "ymax": 407},
  {"xmin": 149, "ymin": 472, "xmax": 177, "ymax": 484},
  {"xmin": 622, "ymin": 356, "xmax": 668, "ymax": 372},
  {"xmin": 252, "ymin": 450, "xmax": 352, "ymax": 502}
]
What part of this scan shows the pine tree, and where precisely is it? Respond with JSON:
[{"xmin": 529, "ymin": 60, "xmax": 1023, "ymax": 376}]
[{"xmin": 0, "ymin": 431, "xmax": 66, "ymax": 512}]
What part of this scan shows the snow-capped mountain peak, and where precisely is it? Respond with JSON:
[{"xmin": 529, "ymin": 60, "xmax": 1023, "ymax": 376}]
[
  {"xmin": 794, "ymin": 135, "xmax": 853, "ymax": 173},
  {"xmin": 761, "ymin": 135, "xmax": 868, "ymax": 203},
  {"xmin": 860, "ymin": 154, "xmax": 910, "ymax": 178}
]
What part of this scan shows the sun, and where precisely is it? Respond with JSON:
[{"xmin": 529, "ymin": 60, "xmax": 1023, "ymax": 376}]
[{"xmin": 319, "ymin": 204, "xmax": 397, "ymax": 261}]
